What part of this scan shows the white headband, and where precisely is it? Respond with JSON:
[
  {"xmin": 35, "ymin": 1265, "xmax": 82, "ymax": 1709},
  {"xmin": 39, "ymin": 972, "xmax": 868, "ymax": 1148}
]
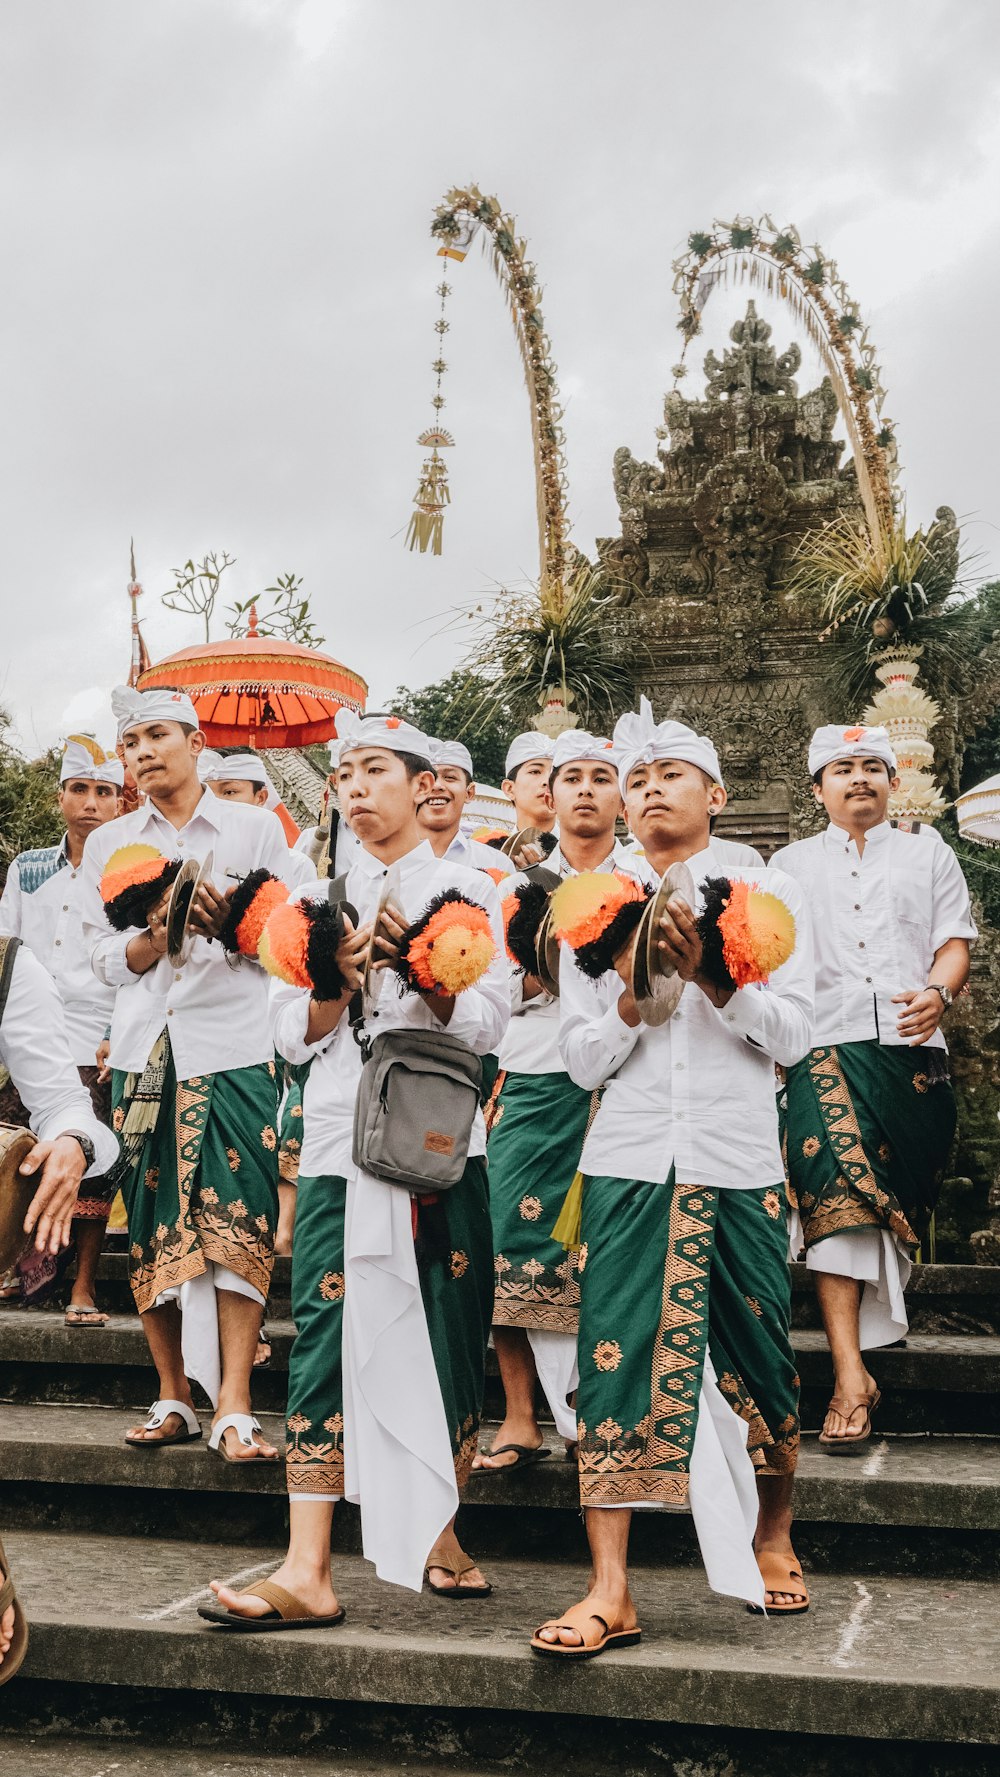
[
  {"xmin": 504, "ymin": 732, "xmax": 556, "ymax": 777},
  {"xmin": 613, "ymin": 698, "xmax": 724, "ymax": 795},
  {"xmin": 428, "ymin": 736, "xmax": 475, "ymax": 777},
  {"xmin": 60, "ymin": 736, "xmax": 124, "ymax": 788},
  {"xmin": 808, "ymin": 724, "xmax": 897, "ymax": 776},
  {"xmin": 551, "ymin": 731, "xmax": 617, "ymax": 775},
  {"xmin": 335, "ymin": 707, "xmax": 431, "ymax": 764},
  {"xmin": 199, "ymin": 749, "xmax": 281, "ymax": 810},
  {"xmin": 112, "ymin": 684, "xmax": 199, "ymax": 739}
]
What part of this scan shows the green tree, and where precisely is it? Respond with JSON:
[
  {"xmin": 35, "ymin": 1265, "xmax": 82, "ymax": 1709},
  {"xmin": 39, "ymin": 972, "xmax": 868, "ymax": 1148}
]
[
  {"xmin": 390, "ymin": 668, "xmax": 517, "ymax": 785},
  {"xmin": 227, "ymin": 573, "xmax": 326, "ymax": 648},
  {"xmin": 0, "ymin": 706, "xmax": 62, "ymax": 877},
  {"xmin": 162, "ymin": 551, "xmax": 237, "ymax": 641}
]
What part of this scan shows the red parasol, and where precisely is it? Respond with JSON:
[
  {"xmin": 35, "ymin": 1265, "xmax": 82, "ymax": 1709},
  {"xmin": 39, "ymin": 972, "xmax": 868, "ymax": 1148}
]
[{"xmin": 138, "ymin": 607, "xmax": 367, "ymax": 748}]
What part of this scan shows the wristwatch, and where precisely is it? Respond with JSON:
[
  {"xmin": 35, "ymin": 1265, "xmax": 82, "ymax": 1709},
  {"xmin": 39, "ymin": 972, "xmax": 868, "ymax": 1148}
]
[
  {"xmin": 61, "ymin": 1129, "xmax": 96, "ymax": 1168},
  {"xmin": 927, "ymin": 983, "xmax": 953, "ymax": 1010}
]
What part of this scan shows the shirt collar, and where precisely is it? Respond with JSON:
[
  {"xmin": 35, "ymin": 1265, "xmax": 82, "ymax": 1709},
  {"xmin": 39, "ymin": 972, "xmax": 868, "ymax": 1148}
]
[
  {"xmin": 824, "ymin": 817, "xmax": 891, "ymax": 857},
  {"xmin": 136, "ymin": 787, "xmax": 224, "ymax": 837},
  {"xmin": 354, "ymin": 837, "xmax": 437, "ymax": 881}
]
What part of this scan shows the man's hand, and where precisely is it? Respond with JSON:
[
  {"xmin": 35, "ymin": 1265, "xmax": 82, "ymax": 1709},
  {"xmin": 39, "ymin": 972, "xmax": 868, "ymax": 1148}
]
[
  {"xmin": 612, "ymin": 939, "xmax": 642, "ymax": 1027},
  {"xmin": 95, "ymin": 1038, "xmax": 111, "ymax": 1083},
  {"xmin": 189, "ymin": 879, "xmax": 234, "ymax": 940},
  {"xmin": 657, "ymin": 894, "xmax": 733, "ymax": 1009},
  {"xmin": 146, "ymin": 888, "xmax": 172, "ymax": 955},
  {"xmin": 21, "ymin": 1136, "xmax": 87, "ymax": 1256},
  {"xmin": 893, "ymin": 987, "xmax": 945, "ymax": 1047},
  {"xmin": 520, "ymin": 970, "xmax": 547, "ymax": 1003},
  {"xmin": 510, "ymin": 839, "xmax": 545, "ymax": 870},
  {"xmin": 371, "ymin": 905, "xmax": 407, "ymax": 973},
  {"xmin": 332, "ymin": 916, "xmax": 370, "ymax": 999}
]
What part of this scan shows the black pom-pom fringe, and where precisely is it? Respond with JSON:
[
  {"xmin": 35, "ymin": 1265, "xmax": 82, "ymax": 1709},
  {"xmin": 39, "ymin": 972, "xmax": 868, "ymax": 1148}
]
[
  {"xmin": 303, "ymin": 899, "xmax": 352, "ymax": 1002},
  {"xmin": 219, "ymin": 868, "xmax": 281, "ymax": 954},
  {"xmin": 103, "ymin": 859, "xmax": 182, "ymax": 932},
  {"xmin": 505, "ymin": 880, "xmax": 551, "ymax": 975},
  {"xmin": 573, "ymin": 893, "xmax": 651, "ymax": 980},
  {"xmin": 696, "ymin": 875, "xmax": 736, "ymax": 994}
]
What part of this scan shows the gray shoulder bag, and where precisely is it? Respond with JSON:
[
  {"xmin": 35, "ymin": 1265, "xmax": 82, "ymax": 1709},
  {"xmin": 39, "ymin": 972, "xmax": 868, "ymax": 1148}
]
[{"xmin": 352, "ymin": 1025, "xmax": 483, "ymax": 1191}]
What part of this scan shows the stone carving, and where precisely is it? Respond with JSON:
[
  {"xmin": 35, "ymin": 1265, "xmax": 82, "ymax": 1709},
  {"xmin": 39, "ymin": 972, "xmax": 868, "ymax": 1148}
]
[{"xmin": 599, "ymin": 300, "xmax": 862, "ymax": 853}]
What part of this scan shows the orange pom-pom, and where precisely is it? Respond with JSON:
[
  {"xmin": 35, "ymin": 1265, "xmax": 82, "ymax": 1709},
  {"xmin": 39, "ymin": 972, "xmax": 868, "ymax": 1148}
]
[
  {"xmin": 550, "ymin": 871, "xmax": 644, "ymax": 950},
  {"xmin": 258, "ymin": 901, "xmax": 313, "ymax": 987},
  {"xmin": 480, "ymin": 865, "xmax": 508, "ymax": 886},
  {"xmin": 716, "ymin": 880, "xmax": 796, "ymax": 987},
  {"xmin": 235, "ymin": 877, "xmax": 290, "ymax": 958},
  {"xmin": 406, "ymin": 899, "xmax": 496, "ymax": 995}
]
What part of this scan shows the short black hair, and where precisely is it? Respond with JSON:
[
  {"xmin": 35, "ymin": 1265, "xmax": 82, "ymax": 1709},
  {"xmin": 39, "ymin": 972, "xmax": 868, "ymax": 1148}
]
[{"xmin": 397, "ymin": 750, "xmax": 433, "ymax": 779}]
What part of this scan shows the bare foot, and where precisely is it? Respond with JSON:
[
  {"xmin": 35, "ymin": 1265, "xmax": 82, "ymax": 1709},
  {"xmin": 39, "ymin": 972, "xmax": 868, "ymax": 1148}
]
[
  {"xmin": 208, "ymin": 1562, "xmax": 339, "ymax": 1622},
  {"xmin": 471, "ymin": 1414, "xmax": 544, "ymax": 1471},
  {"xmin": 0, "ymin": 1601, "xmax": 15, "ymax": 1665},
  {"xmin": 533, "ymin": 1588, "xmax": 637, "ymax": 1649}
]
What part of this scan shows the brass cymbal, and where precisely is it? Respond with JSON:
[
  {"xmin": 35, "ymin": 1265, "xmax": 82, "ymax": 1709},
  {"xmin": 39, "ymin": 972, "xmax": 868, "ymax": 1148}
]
[
  {"xmin": 362, "ymin": 864, "xmax": 405, "ymax": 1016},
  {"xmin": 501, "ymin": 826, "xmax": 549, "ymax": 867},
  {"xmin": 166, "ymin": 850, "xmax": 215, "ymax": 968},
  {"xmin": 630, "ymin": 859, "xmax": 695, "ymax": 1027},
  {"xmin": 534, "ymin": 903, "xmax": 561, "ymax": 997}
]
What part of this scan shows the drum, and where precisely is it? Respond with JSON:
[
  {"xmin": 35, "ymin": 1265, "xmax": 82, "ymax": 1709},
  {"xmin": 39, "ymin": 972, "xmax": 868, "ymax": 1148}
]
[{"xmin": 0, "ymin": 1122, "xmax": 39, "ymax": 1277}]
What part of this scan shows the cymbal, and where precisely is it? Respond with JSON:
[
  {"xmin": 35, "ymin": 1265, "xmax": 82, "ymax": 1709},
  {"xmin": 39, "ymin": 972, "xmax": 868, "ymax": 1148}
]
[
  {"xmin": 0, "ymin": 1123, "xmax": 39, "ymax": 1277},
  {"xmin": 501, "ymin": 826, "xmax": 549, "ymax": 867},
  {"xmin": 534, "ymin": 903, "xmax": 562, "ymax": 997},
  {"xmin": 631, "ymin": 859, "xmax": 695, "ymax": 1027},
  {"xmin": 362, "ymin": 864, "xmax": 405, "ymax": 1017},
  {"xmin": 166, "ymin": 849, "xmax": 215, "ymax": 968}
]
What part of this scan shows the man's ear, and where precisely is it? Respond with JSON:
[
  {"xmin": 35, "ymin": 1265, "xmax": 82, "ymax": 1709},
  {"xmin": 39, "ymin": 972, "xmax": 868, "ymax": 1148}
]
[
  {"xmin": 254, "ymin": 786, "xmax": 269, "ymax": 806},
  {"xmin": 464, "ymin": 780, "xmax": 476, "ymax": 806},
  {"xmin": 708, "ymin": 783, "xmax": 727, "ymax": 817},
  {"xmin": 889, "ymin": 773, "xmax": 900, "ymax": 791},
  {"xmin": 414, "ymin": 769, "xmax": 436, "ymax": 802},
  {"xmin": 190, "ymin": 730, "xmax": 206, "ymax": 758},
  {"xmin": 501, "ymin": 777, "xmax": 515, "ymax": 798}
]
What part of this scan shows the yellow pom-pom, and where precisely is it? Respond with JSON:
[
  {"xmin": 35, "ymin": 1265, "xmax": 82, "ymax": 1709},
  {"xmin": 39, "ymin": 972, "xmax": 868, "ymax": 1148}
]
[
  {"xmin": 105, "ymin": 843, "xmax": 163, "ymax": 874},
  {"xmin": 426, "ymin": 924, "xmax": 497, "ymax": 995},
  {"xmin": 717, "ymin": 882, "xmax": 796, "ymax": 987},
  {"xmin": 550, "ymin": 871, "xmax": 640, "ymax": 950}
]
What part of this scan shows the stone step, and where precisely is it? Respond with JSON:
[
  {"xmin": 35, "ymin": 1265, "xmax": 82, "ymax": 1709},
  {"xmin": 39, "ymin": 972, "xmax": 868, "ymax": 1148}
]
[
  {"xmin": 3, "ymin": 1309, "xmax": 998, "ymax": 1434},
  {"xmin": 3, "ymin": 1527, "xmax": 999, "ymax": 1756},
  {"xmin": 75, "ymin": 1250, "xmax": 1000, "ymax": 1333},
  {"xmin": 2, "ymin": 1405, "xmax": 998, "ymax": 1577}
]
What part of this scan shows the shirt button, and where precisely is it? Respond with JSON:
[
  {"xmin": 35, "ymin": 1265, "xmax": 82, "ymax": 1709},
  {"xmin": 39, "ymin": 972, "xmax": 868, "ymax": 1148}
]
[
  {"xmin": 859, "ymin": 941, "xmax": 865, "ymax": 949},
  {"xmin": 54, "ymin": 939, "xmax": 62, "ymax": 947},
  {"xmin": 675, "ymin": 1061, "xmax": 685, "ymax": 1071},
  {"xmin": 174, "ymin": 973, "xmax": 182, "ymax": 982},
  {"xmin": 851, "ymin": 871, "xmax": 859, "ymax": 879},
  {"xmin": 854, "ymin": 904, "xmax": 861, "ymax": 911},
  {"xmin": 167, "ymin": 1008, "xmax": 174, "ymax": 1016},
  {"xmin": 63, "ymin": 904, "xmax": 69, "ymax": 912},
  {"xmin": 865, "ymin": 977, "xmax": 873, "ymax": 985}
]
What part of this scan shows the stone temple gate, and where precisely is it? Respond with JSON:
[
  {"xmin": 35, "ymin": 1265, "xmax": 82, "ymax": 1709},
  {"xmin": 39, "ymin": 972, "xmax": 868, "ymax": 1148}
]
[{"xmin": 600, "ymin": 301, "xmax": 863, "ymax": 856}]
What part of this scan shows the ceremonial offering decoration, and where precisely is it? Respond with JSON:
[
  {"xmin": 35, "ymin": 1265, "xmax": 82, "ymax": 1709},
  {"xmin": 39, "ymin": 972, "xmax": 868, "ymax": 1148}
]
[
  {"xmin": 395, "ymin": 892, "xmax": 496, "ymax": 997},
  {"xmin": 502, "ymin": 869, "xmax": 561, "ymax": 973},
  {"xmin": 861, "ymin": 652, "xmax": 947, "ymax": 823},
  {"xmin": 550, "ymin": 871, "xmax": 651, "ymax": 980},
  {"xmin": 956, "ymin": 773, "xmax": 1000, "ymax": 850},
  {"xmin": 219, "ymin": 869, "xmax": 291, "ymax": 959},
  {"xmin": 258, "ymin": 897, "xmax": 358, "ymax": 1001},
  {"xmin": 670, "ymin": 214, "xmax": 896, "ymax": 536},
  {"xmin": 99, "ymin": 845, "xmax": 182, "ymax": 931},
  {"xmin": 698, "ymin": 877, "xmax": 797, "ymax": 993}
]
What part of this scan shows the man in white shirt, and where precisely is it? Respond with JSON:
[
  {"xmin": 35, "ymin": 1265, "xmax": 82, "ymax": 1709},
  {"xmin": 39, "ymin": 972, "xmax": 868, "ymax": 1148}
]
[
  {"xmin": 532, "ymin": 702, "xmax": 814, "ymax": 1657},
  {"xmin": 81, "ymin": 687, "xmax": 297, "ymax": 1461},
  {"xmin": 475, "ymin": 732, "xmax": 645, "ymax": 1474},
  {"xmin": 0, "ymin": 737, "xmax": 124, "ymax": 1321},
  {"xmin": 773, "ymin": 725, "xmax": 975, "ymax": 1449},
  {"xmin": 203, "ymin": 710, "xmax": 509, "ymax": 1629},
  {"xmin": 419, "ymin": 737, "xmax": 516, "ymax": 877},
  {"xmin": 198, "ymin": 749, "xmax": 302, "ymax": 849},
  {"xmin": 501, "ymin": 733, "xmax": 557, "ymax": 838}
]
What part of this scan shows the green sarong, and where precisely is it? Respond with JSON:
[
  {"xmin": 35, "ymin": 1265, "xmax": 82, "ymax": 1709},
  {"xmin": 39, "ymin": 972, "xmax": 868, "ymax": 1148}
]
[
  {"xmin": 421, "ymin": 1155, "xmax": 495, "ymax": 1483},
  {"xmin": 111, "ymin": 1044, "xmax": 279, "ymax": 1315},
  {"xmin": 278, "ymin": 1062, "xmax": 308, "ymax": 1185},
  {"xmin": 488, "ymin": 1070, "xmax": 592, "ymax": 1333},
  {"xmin": 286, "ymin": 1173, "xmax": 347, "ymax": 1496},
  {"xmin": 785, "ymin": 1041, "xmax": 956, "ymax": 1252},
  {"xmin": 576, "ymin": 1174, "xmax": 799, "ymax": 1507}
]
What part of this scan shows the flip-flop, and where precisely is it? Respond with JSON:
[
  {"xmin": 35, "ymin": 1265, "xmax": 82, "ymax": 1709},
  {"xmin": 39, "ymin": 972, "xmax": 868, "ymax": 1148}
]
[
  {"xmin": 64, "ymin": 1306, "xmax": 109, "ymax": 1328},
  {"xmin": 471, "ymin": 1441, "xmax": 552, "ymax": 1474},
  {"xmin": 531, "ymin": 1601, "xmax": 642, "ymax": 1659},
  {"xmin": 198, "ymin": 1579, "xmax": 346, "ymax": 1633},
  {"xmin": 424, "ymin": 1542, "xmax": 492, "ymax": 1599},
  {"xmin": 208, "ymin": 1412, "xmax": 279, "ymax": 1463},
  {"xmin": 0, "ymin": 1535, "xmax": 29, "ymax": 1686},
  {"xmin": 747, "ymin": 1551, "xmax": 810, "ymax": 1616},
  {"xmin": 817, "ymin": 1388, "xmax": 882, "ymax": 1453},
  {"xmin": 125, "ymin": 1399, "xmax": 202, "ymax": 1448}
]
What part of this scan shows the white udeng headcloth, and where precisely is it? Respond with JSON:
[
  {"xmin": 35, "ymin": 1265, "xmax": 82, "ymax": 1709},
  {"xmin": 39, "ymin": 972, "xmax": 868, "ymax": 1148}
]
[
  {"xmin": 60, "ymin": 735, "xmax": 124, "ymax": 787},
  {"xmin": 428, "ymin": 736, "xmax": 475, "ymax": 777},
  {"xmin": 199, "ymin": 749, "xmax": 281, "ymax": 810},
  {"xmin": 808, "ymin": 724, "xmax": 897, "ymax": 776},
  {"xmin": 613, "ymin": 698, "xmax": 724, "ymax": 795},
  {"xmin": 504, "ymin": 732, "xmax": 556, "ymax": 777},
  {"xmin": 550, "ymin": 731, "xmax": 617, "ymax": 774},
  {"xmin": 335, "ymin": 707, "xmax": 431, "ymax": 763},
  {"xmin": 112, "ymin": 684, "xmax": 199, "ymax": 739}
]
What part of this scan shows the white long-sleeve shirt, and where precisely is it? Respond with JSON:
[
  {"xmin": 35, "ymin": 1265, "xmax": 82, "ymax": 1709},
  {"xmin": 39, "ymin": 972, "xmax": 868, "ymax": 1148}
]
[
  {"xmin": 0, "ymin": 945, "xmax": 119, "ymax": 1175},
  {"xmin": 771, "ymin": 821, "xmax": 976, "ymax": 1051},
  {"xmin": 498, "ymin": 840, "xmax": 652, "ymax": 1075},
  {"xmin": 81, "ymin": 791, "xmax": 297, "ymax": 1078},
  {"xmin": 0, "ymin": 837, "xmax": 116, "ymax": 1063},
  {"xmin": 269, "ymin": 838, "xmax": 510, "ymax": 1178},
  {"xmin": 557, "ymin": 843, "xmax": 814, "ymax": 1190}
]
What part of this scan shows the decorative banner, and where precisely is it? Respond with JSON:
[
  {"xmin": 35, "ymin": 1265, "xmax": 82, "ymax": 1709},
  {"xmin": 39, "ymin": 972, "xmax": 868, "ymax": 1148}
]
[
  {"xmin": 406, "ymin": 276, "xmax": 455, "ymax": 554},
  {"xmin": 437, "ymin": 216, "xmax": 481, "ymax": 262}
]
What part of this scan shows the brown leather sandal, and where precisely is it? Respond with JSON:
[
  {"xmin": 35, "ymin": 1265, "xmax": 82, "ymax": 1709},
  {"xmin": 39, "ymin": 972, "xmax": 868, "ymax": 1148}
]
[
  {"xmin": 424, "ymin": 1542, "xmax": 492, "ymax": 1598},
  {"xmin": 531, "ymin": 1597, "xmax": 642, "ymax": 1659},
  {"xmin": 0, "ymin": 1536, "xmax": 29, "ymax": 1685},
  {"xmin": 818, "ymin": 1388, "xmax": 882, "ymax": 1452},
  {"xmin": 198, "ymin": 1578, "xmax": 345, "ymax": 1632},
  {"xmin": 748, "ymin": 1551, "xmax": 809, "ymax": 1615}
]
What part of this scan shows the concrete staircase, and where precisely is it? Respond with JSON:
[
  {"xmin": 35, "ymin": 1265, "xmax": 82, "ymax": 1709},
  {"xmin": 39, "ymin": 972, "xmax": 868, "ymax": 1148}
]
[{"xmin": 1, "ymin": 1255, "xmax": 999, "ymax": 1774}]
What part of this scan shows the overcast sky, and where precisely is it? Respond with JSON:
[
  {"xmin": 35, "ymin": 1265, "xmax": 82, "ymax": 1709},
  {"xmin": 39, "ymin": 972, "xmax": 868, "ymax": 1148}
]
[{"xmin": 2, "ymin": 0, "xmax": 998, "ymax": 756}]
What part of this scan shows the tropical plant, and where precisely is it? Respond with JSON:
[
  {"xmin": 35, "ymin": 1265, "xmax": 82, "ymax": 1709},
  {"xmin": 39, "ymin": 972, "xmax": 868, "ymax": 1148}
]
[
  {"xmin": 0, "ymin": 706, "xmax": 62, "ymax": 873},
  {"xmin": 459, "ymin": 559, "xmax": 640, "ymax": 737},
  {"xmin": 161, "ymin": 551, "xmax": 237, "ymax": 641},
  {"xmin": 226, "ymin": 573, "xmax": 326, "ymax": 648}
]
